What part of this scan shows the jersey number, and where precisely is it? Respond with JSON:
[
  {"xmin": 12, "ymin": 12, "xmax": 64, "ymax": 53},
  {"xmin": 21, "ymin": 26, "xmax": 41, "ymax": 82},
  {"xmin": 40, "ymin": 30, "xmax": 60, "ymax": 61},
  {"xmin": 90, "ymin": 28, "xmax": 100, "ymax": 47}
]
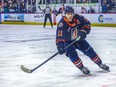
[{"xmin": 58, "ymin": 30, "xmax": 63, "ymax": 36}]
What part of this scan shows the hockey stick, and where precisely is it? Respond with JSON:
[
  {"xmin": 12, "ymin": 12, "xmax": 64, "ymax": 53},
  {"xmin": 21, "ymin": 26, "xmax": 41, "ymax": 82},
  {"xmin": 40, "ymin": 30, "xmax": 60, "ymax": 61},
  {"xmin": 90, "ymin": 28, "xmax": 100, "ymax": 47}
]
[
  {"xmin": 38, "ymin": 6, "xmax": 42, "ymax": 10},
  {"xmin": 38, "ymin": 5, "xmax": 45, "ymax": 16},
  {"xmin": 21, "ymin": 36, "xmax": 80, "ymax": 74}
]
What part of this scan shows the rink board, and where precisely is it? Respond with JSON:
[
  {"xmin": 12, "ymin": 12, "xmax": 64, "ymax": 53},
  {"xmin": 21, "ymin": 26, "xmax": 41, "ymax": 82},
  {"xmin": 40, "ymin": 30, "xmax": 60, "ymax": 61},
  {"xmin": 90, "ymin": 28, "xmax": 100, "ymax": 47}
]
[{"xmin": 1, "ymin": 13, "xmax": 116, "ymax": 27}]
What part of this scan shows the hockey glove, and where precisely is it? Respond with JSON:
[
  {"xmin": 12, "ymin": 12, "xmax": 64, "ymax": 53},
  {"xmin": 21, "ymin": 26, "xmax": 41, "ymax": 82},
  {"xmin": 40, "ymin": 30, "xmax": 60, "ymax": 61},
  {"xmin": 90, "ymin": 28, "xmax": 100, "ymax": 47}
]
[
  {"xmin": 57, "ymin": 44, "xmax": 65, "ymax": 55},
  {"xmin": 78, "ymin": 31, "xmax": 87, "ymax": 41}
]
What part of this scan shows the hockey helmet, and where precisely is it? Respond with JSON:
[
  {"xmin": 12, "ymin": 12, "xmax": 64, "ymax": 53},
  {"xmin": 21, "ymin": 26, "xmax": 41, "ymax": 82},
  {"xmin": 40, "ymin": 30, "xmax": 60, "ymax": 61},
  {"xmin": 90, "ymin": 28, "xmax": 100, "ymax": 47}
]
[{"xmin": 64, "ymin": 6, "xmax": 74, "ymax": 14}]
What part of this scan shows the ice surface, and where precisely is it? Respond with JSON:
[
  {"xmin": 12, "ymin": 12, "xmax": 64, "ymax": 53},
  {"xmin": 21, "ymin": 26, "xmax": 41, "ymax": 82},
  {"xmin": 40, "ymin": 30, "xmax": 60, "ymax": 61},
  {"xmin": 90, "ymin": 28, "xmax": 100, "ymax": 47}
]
[{"xmin": 0, "ymin": 24, "xmax": 116, "ymax": 87}]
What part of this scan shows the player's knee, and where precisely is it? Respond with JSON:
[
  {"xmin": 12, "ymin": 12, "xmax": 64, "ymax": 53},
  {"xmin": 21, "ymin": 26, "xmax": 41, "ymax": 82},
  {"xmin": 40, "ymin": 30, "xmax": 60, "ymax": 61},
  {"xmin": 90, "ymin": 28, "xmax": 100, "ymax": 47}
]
[
  {"xmin": 66, "ymin": 50, "xmax": 75, "ymax": 57},
  {"xmin": 66, "ymin": 50, "xmax": 79, "ymax": 62},
  {"xmin": 84, "ymin": 46, "xmax": 96, "ymax": 57}
]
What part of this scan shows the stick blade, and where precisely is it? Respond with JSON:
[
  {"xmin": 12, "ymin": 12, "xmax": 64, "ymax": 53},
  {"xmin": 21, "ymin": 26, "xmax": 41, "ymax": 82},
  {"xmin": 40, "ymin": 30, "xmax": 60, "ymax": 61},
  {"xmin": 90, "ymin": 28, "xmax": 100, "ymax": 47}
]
[{"xmin": 21, "ymin": 65, "xmax": 32, "ymax": 74}]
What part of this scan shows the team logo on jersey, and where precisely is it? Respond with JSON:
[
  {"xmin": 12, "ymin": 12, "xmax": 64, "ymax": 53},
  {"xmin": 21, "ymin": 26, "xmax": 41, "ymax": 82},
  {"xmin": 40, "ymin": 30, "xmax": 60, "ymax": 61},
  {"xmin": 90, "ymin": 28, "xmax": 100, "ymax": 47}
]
[
  {"xmin": 72, "ymin": 29, "xmax": 78, "ymax": 39},
  {"xmin": 59, "ymin": 23, "xmax": 63, "ymax": 27}
]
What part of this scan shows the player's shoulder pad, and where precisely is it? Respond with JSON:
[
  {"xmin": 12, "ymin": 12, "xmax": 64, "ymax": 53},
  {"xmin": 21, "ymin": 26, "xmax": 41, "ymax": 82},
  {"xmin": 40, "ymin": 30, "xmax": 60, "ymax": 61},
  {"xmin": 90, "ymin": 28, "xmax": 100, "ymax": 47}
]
[
  {"xmin": 77, "ymin": 14, "xmax": 90, "ymax": 23},
  {"xmin": 77, "ymin": 14, "xmax": 84, "ymax": 18},
  {"xmin": 74, "ymin": 14, "xmax": 84, "ymax": 19},
  {"xmin": 57, "ymin": 18, "xmax": 65, "ymax": 28}
]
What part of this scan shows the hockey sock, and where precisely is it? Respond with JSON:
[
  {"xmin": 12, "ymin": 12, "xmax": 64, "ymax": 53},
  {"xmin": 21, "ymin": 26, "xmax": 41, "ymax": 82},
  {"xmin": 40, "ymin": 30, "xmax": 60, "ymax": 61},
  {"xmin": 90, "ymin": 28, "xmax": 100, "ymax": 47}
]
[
  {"xmin": 67, "ymin": 50, "xmax": 84, "ymax": 70},
  {"xmin": 73, "ymin": 58, "xmax": 84, "ymax": 70},
  {"xmin": 90, "ymin": 54, "xmax": 102, "ymax": 66}
]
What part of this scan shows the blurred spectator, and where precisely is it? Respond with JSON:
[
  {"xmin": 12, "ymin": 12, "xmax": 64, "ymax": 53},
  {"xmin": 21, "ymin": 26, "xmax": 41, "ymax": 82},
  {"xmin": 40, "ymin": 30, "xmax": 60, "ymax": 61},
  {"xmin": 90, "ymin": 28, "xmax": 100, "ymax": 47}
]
[
  {"xmin": 27, "ymin": 3, "xmax": 32, "ymax": 13},
  {"xmin": 76, "ymin": 0, "xmax": 81, "ymax": 3},
  {"xmin": 69, "ymin": 0, "xmax": 74, "ymax": 3},
  {"xmin": 83, "ymin": 0, "xmax": 87, "ymax": 3},
  {"xmin": 111, "ymin": 0, "xmax": 116, "ymax": 7},
  {"xmin": 81, "ymin": 7, "xmax": 87, "ymax": 13},
  {"xmin": 32, "ymin": 0, "xmax": 36, "ymax": 5},
  {"xmin": 20, "ymin": 2, "xmax": 26, "ymax": 13},
  {"xmin": 1, "ymin": 0, "xmax": 115, "ymax": 14},
  {"xmin": 1, "ymin": 0, "xmax": 36, "ymax": 13},
  {"xmin": 101, "ymin": 0, "xmax": 108, "ymax": 13},
  {"xmin": 88, "ymin": 6, "xmax": 95, "ymax": 13},
  {"xmin": 8, "ymin": 3, "xmax": 16, "ymax": 13},
  {"xmin": 106, "ymin": 0, "xmax": 112, "ymax": 10},
  {"xmin": 101, "ymin": 0, "xmax": 111, "ymax": 10},
  {"xmin": 3, "ymin": 3, "xmax": 9, "ymax": 13},
  {"xmin": 58, "ymin": 0, "xmax": 66, "ymax": 3},
  {"xmin": 32, "ymin": 5, "xmax": 36, "ymax": 13},
  {"xmin": 91, "ymin": 0, "xmax": 98, "ymax": 3},
  {"xmin": 32, "ymin": 0, "xmax": 36, "ymax": 13}
]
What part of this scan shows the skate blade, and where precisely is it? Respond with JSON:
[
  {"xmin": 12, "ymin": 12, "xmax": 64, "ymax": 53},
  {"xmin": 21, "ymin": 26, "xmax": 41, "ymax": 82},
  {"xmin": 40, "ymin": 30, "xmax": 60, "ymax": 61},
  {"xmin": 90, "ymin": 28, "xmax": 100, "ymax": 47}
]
[{"xmin": 96, "ymin": 69, "xmax": 110, "ymax": 73}]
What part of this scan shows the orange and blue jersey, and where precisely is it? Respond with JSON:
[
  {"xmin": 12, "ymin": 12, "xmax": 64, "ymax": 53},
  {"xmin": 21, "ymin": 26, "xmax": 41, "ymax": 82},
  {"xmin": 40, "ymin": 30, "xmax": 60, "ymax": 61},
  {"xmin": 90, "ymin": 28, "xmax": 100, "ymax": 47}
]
[{"xmin": 56, "ymin": 14, "xmax": 91, "ymax": 46}]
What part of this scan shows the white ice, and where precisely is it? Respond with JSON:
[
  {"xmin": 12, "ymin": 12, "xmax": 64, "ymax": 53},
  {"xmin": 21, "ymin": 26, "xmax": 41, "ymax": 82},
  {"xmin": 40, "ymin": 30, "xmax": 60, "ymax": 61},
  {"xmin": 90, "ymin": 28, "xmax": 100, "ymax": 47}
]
[{"xmin": 0, "ymin": 24, "xmax": 116, "ymax": 87}]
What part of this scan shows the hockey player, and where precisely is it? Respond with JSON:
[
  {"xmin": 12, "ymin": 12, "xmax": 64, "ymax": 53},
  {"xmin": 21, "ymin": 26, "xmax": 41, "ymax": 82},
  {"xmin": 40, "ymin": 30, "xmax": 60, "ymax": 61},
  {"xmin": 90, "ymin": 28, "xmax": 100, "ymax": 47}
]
[
  {"xmin": 56, "ymin": 6, "xmax": 109, "ymax": 75},
  {"xmin": 58, "ymin": 3, "xmax": 65, "ymax": 16}
]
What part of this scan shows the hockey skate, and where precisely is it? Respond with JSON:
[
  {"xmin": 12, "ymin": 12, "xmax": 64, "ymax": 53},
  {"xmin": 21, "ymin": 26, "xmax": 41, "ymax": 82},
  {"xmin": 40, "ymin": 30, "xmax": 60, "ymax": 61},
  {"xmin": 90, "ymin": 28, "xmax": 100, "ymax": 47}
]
[
  {"xmin": 81, "ymin": 67, "xmax": 90, "ymax": 75},
  {"xmin": 99, "ymin": 64, "xmax": 110, "ymax": 71}
]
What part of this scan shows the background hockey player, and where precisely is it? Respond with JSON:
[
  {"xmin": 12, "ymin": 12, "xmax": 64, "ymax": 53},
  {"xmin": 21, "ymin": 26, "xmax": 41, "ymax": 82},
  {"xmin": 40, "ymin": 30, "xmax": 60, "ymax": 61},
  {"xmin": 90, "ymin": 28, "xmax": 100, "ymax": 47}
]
[
  {"xmin": 43, "ymin": 3, "xmax": 53, "ymax": 28},
  {"xmin": 58, "ymin": 3, "xmax": 65, "ymax": 16},
  {"xmin": 56, "ymin": 6, "xmax": 110, "ymax": 75}
]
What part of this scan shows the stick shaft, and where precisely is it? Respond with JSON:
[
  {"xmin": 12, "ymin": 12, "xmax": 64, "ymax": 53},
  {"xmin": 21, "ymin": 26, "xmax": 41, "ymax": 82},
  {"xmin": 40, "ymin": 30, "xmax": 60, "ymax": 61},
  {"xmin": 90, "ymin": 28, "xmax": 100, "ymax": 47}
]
[
  {"xmin": 31, "ymin": 37, "xmax": 79, "ymax": 73},
  {"xmin": 21, "ymin": 36, "xmax": 80, "ymax": 73},
  {"xmin": 31, "ymin": 52, "xmax": 59, "ymax": 72}
]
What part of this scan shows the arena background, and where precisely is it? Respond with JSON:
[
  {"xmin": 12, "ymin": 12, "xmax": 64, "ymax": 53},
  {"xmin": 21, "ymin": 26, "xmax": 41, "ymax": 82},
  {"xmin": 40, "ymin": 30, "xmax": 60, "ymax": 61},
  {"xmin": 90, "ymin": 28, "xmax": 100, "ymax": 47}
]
[{"xmin": 0, "ymin": 0, "xmax": 116, "ymax": 27}]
